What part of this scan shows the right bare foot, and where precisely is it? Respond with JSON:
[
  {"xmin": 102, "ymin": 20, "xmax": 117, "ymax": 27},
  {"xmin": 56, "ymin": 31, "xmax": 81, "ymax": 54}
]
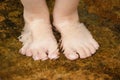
[{"xmin": 19, "ymin": 19, "xmax": 59, "ymax": 60}]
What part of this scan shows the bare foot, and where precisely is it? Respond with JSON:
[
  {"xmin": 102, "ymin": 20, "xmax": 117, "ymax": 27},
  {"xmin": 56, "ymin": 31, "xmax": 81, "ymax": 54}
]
[
  {"xmin": 19, "ymin": 20, "xmax": 59, "ymax": 60},
  {"xmin": 54, "ymin": 21, "xmax": 99, "ymax": 60}
]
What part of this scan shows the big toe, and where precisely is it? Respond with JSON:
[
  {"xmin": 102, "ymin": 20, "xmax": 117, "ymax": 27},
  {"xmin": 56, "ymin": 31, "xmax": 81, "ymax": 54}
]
[
  {"xmin": 64, "ymin": 50, "xmax": 79, "ymax": 60},
  {"xmin": 48, "ymin": 50, "xmax": 59, "ymax": 60}
]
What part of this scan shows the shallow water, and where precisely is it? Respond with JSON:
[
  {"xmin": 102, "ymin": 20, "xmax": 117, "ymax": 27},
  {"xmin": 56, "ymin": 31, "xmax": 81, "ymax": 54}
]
[{"xmin": 0, "ymin": 0, "xmax": 120, "ymax": 80}]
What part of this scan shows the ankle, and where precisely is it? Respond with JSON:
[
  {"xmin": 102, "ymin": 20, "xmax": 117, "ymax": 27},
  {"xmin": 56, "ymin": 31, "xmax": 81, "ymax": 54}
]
[
  {"xmin": 53, "ymin": 10, "xmax": 79, "ymax": 25},
  {"xmin": 23, "ymin": 10, "xmax": 50, "ymax": 24}
]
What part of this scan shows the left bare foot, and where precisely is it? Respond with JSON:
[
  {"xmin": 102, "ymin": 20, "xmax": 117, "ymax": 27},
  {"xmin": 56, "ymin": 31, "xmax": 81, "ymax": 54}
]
[{"xmin": 54, "ymin": 21, "xmax": 99, "ymax": 60}]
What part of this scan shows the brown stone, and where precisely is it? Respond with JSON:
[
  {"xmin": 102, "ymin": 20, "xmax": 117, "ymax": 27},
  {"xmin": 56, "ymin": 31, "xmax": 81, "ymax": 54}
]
[{"xmin": 0, "ymin": 16, "xmax": 5, "ymax": 22}]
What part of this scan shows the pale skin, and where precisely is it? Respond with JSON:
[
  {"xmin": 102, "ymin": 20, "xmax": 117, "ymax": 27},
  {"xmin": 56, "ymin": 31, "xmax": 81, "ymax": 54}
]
[{"xmin": 19, "ymin": 0, "xmax": 99, "ymax": 60}]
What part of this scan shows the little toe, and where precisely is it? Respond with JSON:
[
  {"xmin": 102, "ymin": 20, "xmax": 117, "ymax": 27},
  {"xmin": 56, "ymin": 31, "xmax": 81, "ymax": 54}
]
[
  {"xmin": 38, "ymin": 50, "xmax": 48, "ymax": 61},
  {"xmin": 19, "ymin": 47, "xmax": 26, "ymax": 55},
  {"xmin": 91, "ymin": 39, "xmax": 99, "ymax": 49}
]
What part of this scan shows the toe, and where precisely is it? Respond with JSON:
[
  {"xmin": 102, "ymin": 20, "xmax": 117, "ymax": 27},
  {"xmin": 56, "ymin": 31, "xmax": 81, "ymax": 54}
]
[
  {"xmin": 38, "ymin": 50, "xmax": 48, "ymax": 61},
  {"xmin": 32, "ymin": 50, "xmax": 40, "ymax": 60},
  {"xmin": 65, "ymin": 53, "xmax": 79, "ymax": 60},
  {"xmin": 90, "ymin": 39, "xmax": 99, "ymax": 49},
  {"xmin": 19, "ymin": 47, "xmax": 26, "ymax": 55},
  {"xmin": 48, "ymin": 49, "xmax": 59, "ymax": 60},
  {"xmin": 19, "ymin": 44, "xmax": 30, "ymax": 55},
  {"xmin": 76, "ymin": 47, "xmax": 87, "ymax": 59},
  {"xmin": 64, "ymin": 48, "xmax": 79, "ymax": 60},
  {"xmin": 85, "ymin": 43, "xmax": 96, "ymax": 54},
  {"xmin": 26, "ymin": 49, "xmax": 32, "ymax": 56},
  {"xmin": 47, "ymin": 44, "xmax": 59, "ymax": 59},
  {"xmin": 82, "ymin": 45, "xmax": 92, "ymax": 57}
]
